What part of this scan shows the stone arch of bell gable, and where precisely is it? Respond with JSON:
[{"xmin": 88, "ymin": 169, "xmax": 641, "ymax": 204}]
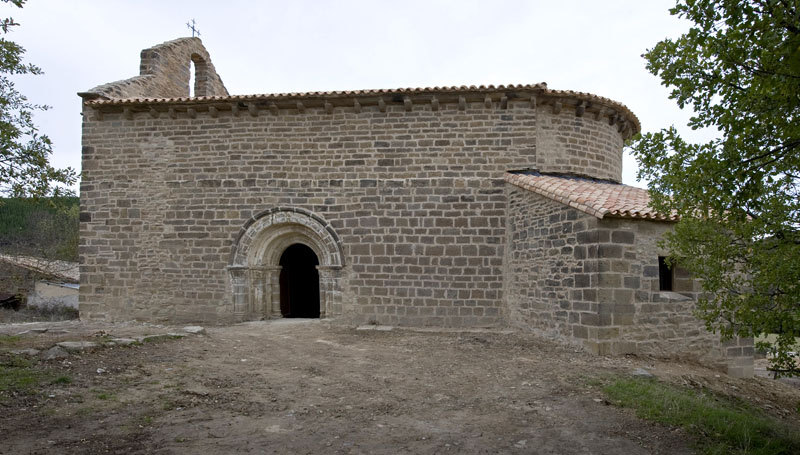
[
  {"xmin": 189, "ymin": 52, "xmax": 209, "ymax": 97},
  {"xmin": 227, "ymin": 207, "xmax": 345, "ymax": 321}
]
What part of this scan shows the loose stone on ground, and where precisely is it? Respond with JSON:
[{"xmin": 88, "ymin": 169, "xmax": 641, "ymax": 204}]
[
  {"xmin": 632, "ymin": 368, "xmax": 654, "ymax": 378},
  {"xmin": 110, "ymin": 338, "xmax": 138, "ymax": 346},
  {"xmin": 41, "ymin": 346, "xmax": 69, "ymax": 360},
  {"xmin": 55, "ymin": 341, "xmax": 98, "ymax": 352},
  {"xmin": 182, "ymin": 326, "xmax": 206, "ymax": 335}
]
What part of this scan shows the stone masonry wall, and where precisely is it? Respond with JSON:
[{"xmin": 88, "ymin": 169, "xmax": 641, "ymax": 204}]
[
  {"xmin": 503, "ymin": 185, "xmax": 600, "ymax": 342},
  {"xmin": 80, "ymin": 101, "xmax": 534, "ymax": 325},
  {"xmin": 536, "ymin": 107, "xmax": 623, "ymax": 182}
]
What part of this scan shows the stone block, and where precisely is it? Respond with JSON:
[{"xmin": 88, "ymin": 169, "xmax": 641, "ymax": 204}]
[
  {"xmin": 576, "ymin": 231, "xmax": 598, "ymax": 244},
  {"xmin": 613, "ymin": 313, "xmax": 634, "ymax": 325},
  {"xmin": 574, "ymin": 274, "xmax": 590, "ymax": 288},
  {"xmin": 599, "ymin": 273, "xmax": 621, "ymax": 288},
  {"xmin": 611, "ymin": 231, "xmax": 634, "ymax": 244},
  {"xmin": 596, "ymin": 327, "xmax": 620, "ymax": 340},
  {"xmin": 623, "ymin": 276, "xmax": 640, "ymax": 289},
  {"xmin": 580, "ymin": 312, "xmax": 600, "ymax": 326},
  {"xmin": 613, "ymin": 289, "xmax": 634, "ymax": 304},
  {"xmin": 643, "ymin": 265, "xmax": 659, "ymax": 278},
  {"xmin": 610, "ymin": 260, "xmax": 630, "ymax": 273},
  {"xmin": 598, "ymin": 244, "xmax": 622, "ymax": 258},
  {"xmin": 597, "ymin": 289, "xmax": 615, "ymax": 304},
  {"xmin": 572, "ymin": 325, "xmax": 589, "ymax": 339}
]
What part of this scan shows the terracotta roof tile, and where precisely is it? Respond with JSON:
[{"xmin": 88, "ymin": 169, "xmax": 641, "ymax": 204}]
[
  {"xmin": 83, "ymin": 83, "xmax": 549, "ymax": 105},
  {"xmin": 81, "ymin": 83, "xmax": 640, "ymax": 134},
  {"xmin": 504, "ymin": 172, "xmax": 676, "ymax": 221}
]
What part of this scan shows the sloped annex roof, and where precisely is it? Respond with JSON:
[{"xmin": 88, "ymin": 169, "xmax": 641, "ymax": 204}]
[{"xmin": 504, "ymin": 172, "xmax": 676, "ymax": 221}]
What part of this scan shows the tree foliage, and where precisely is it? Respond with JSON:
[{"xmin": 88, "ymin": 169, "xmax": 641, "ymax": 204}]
[
  {"xmin": 631, "ymin": 0, "xmax": 800, "ymax": 375},
  {"xmin": 0, "ymin": 0, "xmax": 76, "ymax": 197},
  {"xmin": 0, "ymin": 196, "xmax": 79, "ymax": 261}
]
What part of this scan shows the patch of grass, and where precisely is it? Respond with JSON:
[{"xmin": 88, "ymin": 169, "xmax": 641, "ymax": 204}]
[
  {"xmin": 0, "ymin": 356, "xmax": 71, "ymax": 395},
  {"xmin": 604, "ymin": 377, "xmax": 800, "ymax": 455},
  {"xmin": 578, "ymin": 374, "xmax": 606, "ymax": 388},
  {"xmin": 52, "ymin": 375, "xmax": 71, "ymax": 385},
  {"xmin": 0, "ymin": 335, "xmax": 23, "ymax": 348},
  {"xmin": 0, "ymin": 356, "xmax": 42, "ymax": 392},
  {"xmin": 88, "ymin": 387, "xmax": 116, "ymax": 401}
]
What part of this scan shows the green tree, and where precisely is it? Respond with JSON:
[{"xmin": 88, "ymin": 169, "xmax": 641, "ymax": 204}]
[
  {"xmin": 0, "ymin": 0, "xmax": 76, "ymax": 197},
  {"xmin": 632, "ymin": 0, "xmax": 800, "ymax": 375}
]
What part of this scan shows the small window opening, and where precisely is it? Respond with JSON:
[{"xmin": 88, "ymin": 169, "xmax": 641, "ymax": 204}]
[
  {"xmin": 658, "ymin": 256, "xmax": 673, "ymax": 291},
  {"xmin": 189, "ymin": 60, "xmax": 196, "ymax": 98}
]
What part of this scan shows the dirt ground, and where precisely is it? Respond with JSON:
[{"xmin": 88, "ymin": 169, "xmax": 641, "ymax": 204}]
[{"xmin": 1, "ymin": 319, "xmax": 799, "ymax": 455}]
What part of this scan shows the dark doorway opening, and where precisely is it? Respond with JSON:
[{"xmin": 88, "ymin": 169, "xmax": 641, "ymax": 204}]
[{"xmin": 279, "ymin": 243, "xmax": 320, "ymax": 318}]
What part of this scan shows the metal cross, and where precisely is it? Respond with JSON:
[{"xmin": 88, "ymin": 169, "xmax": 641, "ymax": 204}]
[{"xmin": 186, "ymin": 19, "xmax": 201, "ymax": 38}]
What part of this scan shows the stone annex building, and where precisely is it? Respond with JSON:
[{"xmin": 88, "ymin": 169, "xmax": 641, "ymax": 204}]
[{"xmin": 78, "ymin": 38, "xmax": 753, "ymax": 376}]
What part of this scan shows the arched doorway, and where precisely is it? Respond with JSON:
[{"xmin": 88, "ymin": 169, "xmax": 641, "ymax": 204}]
[
  {"xmin": 279, "ymin": 243, "xmax": 320, "ymax": 318},
  {"xmin": 228, "ymin": 207, "xmax": 345, "ymax": 322}
]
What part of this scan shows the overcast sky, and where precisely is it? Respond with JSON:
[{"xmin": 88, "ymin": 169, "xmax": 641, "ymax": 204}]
[{"xmin": 7, "ymin": 0, "xmax": 707, "ymax": 192}]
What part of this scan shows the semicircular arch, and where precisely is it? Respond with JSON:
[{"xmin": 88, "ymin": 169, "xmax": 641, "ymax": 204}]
[{"xmin": 230, "ymin": 207, "xmax": 344, "ymax": 269}]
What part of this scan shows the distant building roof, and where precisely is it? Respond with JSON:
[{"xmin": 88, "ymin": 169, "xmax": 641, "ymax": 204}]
[
  {"xmin": 0, "ymin": 255, "xmax": 79, "ymax": 283},
  {"xmin": 504, "ymin": 172, "xmax": 676, "ymax": 221}
]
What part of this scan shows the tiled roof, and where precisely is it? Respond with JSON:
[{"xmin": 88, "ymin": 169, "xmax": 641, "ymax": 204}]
[
  {"xmin": 504, "ymin": 172, "xmax": 676, "ymax": 221},
  {"xmin": 83, "ymin": 83, "xmax": 544, "ymax": 104},
  {"xmin": 81, "ymin": 83, "xmax": 640, "ymax": 134}
]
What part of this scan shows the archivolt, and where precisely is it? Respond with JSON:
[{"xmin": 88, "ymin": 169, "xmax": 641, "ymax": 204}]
[
  {"xmin": 230, "ymin": 207, "xmax": 344, "ymax": 268},
  {"xmin": 227, "ymin": 207, "xmax": 345, "ymax": 321}
]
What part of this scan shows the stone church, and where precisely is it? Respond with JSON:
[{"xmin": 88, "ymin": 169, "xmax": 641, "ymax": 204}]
[{"xmin": 78, "ymin": 38, "xmax": 753, "ymax": 376}]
